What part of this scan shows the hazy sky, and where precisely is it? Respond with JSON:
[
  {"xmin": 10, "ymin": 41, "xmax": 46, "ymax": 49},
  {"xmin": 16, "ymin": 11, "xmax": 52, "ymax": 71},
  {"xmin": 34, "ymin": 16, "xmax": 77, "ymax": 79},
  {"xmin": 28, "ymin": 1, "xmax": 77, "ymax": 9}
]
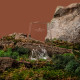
[{"xmin": 0, "ymin": 0, "xmax": 80, "ymax": 41}]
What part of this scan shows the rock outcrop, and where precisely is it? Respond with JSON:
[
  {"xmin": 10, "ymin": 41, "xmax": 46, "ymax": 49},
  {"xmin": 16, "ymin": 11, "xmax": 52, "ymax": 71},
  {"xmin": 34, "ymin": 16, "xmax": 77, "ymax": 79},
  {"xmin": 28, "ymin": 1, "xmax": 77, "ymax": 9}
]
[
  {"xmin": 9, "ymin": 33, "xmax": 27, "ymax": 40},
  {"xmin": 0, "ymin": 33, "xmax": 72, "ymax": 57},
  {"xmin": 46, "ymin": 3, "xmax": 80, "ymax": 43},
  {"xmin": 16, "ymin": 42, "xmax": 72, "ymax": 57},
  {"xmin": 0, "ymin": 57, "xmax": 18, "ymax": 72}
]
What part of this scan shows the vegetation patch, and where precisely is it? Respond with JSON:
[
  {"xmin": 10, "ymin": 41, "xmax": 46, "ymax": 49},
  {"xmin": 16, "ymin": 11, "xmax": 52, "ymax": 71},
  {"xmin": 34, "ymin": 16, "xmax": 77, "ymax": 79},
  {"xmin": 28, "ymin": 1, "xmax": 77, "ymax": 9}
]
[{"xmin": 0, "ymin": 38, "xmax": 80, "ymax": 79}]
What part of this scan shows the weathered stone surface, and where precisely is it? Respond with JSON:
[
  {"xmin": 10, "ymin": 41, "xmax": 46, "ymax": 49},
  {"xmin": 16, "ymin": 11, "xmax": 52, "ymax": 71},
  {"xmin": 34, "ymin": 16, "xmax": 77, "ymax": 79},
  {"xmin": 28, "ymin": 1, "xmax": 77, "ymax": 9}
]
[
  {"xmin": 9, "ymin": 33, "xmax": 27, "ymax": 40},
  {"xmin": 46, "ymin": 3, "xmax": 80, "ymax": 43},
  {"xmin": 0, "ymin": 40, "xmax": 14, "ymax": 50},
  {"xmin": 15, "ymin": 42, "xmax": 72, "ymax": 57},
  {"xmin": 0, "ymin": 57, "xmax": 18, "ymax": 72},
  {"xmin": 0, "ymin": 33, "xmax": 72, "ymax": 57}
]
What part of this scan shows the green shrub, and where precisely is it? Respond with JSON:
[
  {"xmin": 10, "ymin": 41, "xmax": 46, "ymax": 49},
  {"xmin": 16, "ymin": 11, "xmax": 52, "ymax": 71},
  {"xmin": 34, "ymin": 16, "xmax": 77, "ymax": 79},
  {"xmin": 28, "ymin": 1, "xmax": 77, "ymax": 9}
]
[
  {"xmin": 29, "ymin": 71, "xmax": 34, "ymax": 77},
  {"xmin": 52, "ymin": 54, "xmax": 65, "ymax": 69},
  {"xmin": 52, "ymin": 53, "xmax": 75, "ymax": 69},
  {"xmin": 73, "ymin": 43, "xmax": 80, "ymax": 50},
  {"xmin": 0, "ymin": 48, "xmax": 19, "ymax": 59},
  {"xmin": 0, "ymin": 47, "xmax": 30, "ymax": 60},
  {"xmin": 0, "ymin": 48, "xmax": 12, "ymax": 57},
  {"xmin": 11, "ymin": 52, "xmax": 19, "ymax": 59},
  {"xmin": 75, "ymin": 67, "xmax": 80, "ymax": 77},
  {"xmin": 65, "ymin": 60, "xmax": 80, "ymax": 76},
  {"xmin": 0, "ymin": 50, "xmax": 5, "ymax": 57},
  {"xmin": 4, "ymin": 48, "xmax": 19, "ymax": 59},
  {"xmin": 62, "ymin": 53, "xmax": 75, "ymax": 64},
  {"xmin": 5, "ymin": 48, "xmax": 12, "ymax": 57},
  {"xmin": 13, "ymin": 46, "xmax": 30, "ymax": 55},
  {"xmin": 73, "ymin": 43, "xmax": 80, "ymax": 62}
]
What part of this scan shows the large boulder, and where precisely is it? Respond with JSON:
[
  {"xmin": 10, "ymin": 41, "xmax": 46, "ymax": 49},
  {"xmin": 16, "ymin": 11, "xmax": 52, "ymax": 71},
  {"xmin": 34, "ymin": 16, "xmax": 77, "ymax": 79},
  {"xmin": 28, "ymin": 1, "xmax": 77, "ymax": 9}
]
[{"xmin": 46, "ymin": 3, "xmax": 80, "ymax": 43}]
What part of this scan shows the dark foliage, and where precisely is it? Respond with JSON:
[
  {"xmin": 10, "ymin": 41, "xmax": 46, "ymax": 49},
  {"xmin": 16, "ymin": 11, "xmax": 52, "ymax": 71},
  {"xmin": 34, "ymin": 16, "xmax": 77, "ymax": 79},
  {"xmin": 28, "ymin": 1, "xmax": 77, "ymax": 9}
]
[{"xmin": 12, "ymin": 46, "xmax": 31, "ymax": 55}]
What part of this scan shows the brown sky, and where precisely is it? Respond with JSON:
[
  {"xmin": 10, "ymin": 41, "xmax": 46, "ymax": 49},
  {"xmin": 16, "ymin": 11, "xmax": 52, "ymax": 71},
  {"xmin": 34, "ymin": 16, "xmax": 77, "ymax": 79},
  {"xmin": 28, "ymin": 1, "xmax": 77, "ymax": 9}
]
[{"xmin": 0, "ymin": 0, "xmax": 80, "ymax": 41}]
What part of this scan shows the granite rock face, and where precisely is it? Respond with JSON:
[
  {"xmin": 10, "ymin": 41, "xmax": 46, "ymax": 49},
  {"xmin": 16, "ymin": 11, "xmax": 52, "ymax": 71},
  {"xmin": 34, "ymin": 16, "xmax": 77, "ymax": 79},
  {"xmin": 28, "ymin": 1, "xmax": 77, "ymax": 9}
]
[{"xmin": 46, "ymin": 3, "xmax": 80, "ymax": 43}]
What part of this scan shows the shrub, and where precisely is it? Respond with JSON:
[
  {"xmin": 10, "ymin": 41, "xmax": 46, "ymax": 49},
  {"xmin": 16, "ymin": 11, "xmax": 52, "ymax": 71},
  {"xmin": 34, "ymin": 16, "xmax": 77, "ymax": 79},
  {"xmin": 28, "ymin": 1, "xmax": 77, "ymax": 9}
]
[
  {"xmin": 4, "ymin": 48, "xmax": 19, "ymax": 59},
  {"xmin": 45, "ymin": 38, "xmax": 73, "ymax": 49},
  {"xmin": 13, "ymin": 46, "xmax": 30, "ymax": 55},
  {"xmin": 73, "ymin": 43, "xmax": 80, "ymax": 50},
  {"xmin": 62, "ymin": 53, "xmax": 75, "ymax": 64},
  {"xmin": 52, "ymin": 54, "xmax": 65, "ymax": 69},
  {"xmin": 0, "ymin": 47, "xmax": 30, "ymax": 60},
  {"xmin": 11, "ymin": 52, "xmax": 19, "ymax": 59},
  {"xmin": 0, "ymin": 48, "xmax": 19, "ymax": 59},
  {"xmin": 52, "ymin": 53, "xmax": 75, "ymax": 69},
  {"xmin": 65, "ymin": 60, "xmax": 80, "ymax": 76},
  {"xmin": 43, "ymin": 70, "xmax": 64, "ymax": 80},
  {"xmin": 0, "ymin": 48, "xmax": 12, "ymax": 57},
  {"xmin": 0, "ymin": 50, "xmax": 5, "ymax": 57},
  {"xmin": 12, "ymin": 70, "xmax": 28, "ymax": 80},
  {"xmin": 45, "ymin": 38, "xmax": 50, "ymax": 42},
  {"xmin": 5, "ymin": 48, "xmax": 12, "ymax": 57},
  {"xmin": 73, "ymin": 43, "xmax": 80, "ymax": 62},
  {"xmin": 75, "ymin": 67, "xmax": 80, "ymax": 77}
]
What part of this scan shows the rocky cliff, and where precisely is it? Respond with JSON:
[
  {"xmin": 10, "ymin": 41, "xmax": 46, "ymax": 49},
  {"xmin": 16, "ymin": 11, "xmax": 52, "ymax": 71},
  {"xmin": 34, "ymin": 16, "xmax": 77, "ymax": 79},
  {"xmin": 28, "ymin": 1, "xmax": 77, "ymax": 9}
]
[
  {"xmin": 0, "ymin": 33, "xmax": 72, "ymax": 57},
  {"xmin": 46, "ymin": 3, "xmax": 80, "ymax": 43}
]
